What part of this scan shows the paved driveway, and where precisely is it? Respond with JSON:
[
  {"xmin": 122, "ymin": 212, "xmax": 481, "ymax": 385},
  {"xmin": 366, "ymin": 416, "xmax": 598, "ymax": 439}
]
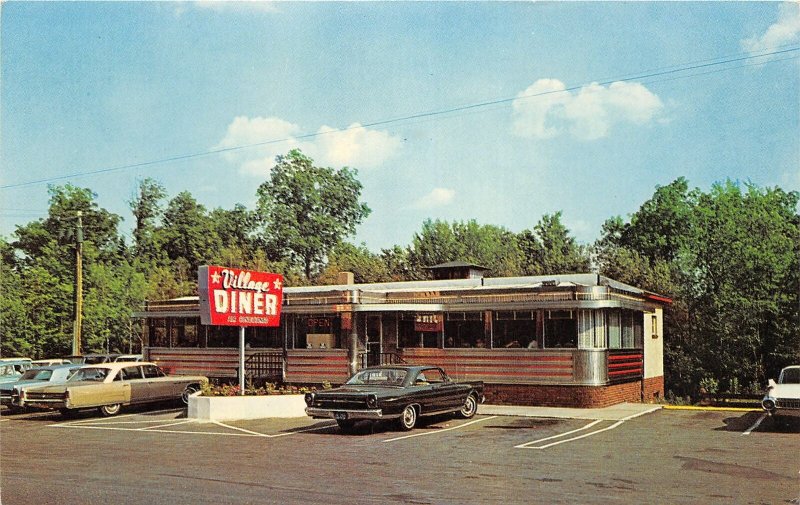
[{"xmin": 1, "ymin": 406, "xmax": 797, "ymax": 505}]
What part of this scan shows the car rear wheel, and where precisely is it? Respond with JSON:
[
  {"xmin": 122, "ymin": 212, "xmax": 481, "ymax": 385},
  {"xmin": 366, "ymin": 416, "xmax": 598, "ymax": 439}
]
[
  {"xmin": 336, "ymin": 420, "xmax": 356, "ymax": 432},
  {"xmin": 458, "ymin": 393, "xmax": 478, "ymax": 419},
  {"xmin": 99, "ymin": 403, "xmax": 121, "ymax": 416},
  {"xmin": 182, "ymin": 384, "xmax": 200, "ymax": 405},
  {"xmin": 60, "ymin": 408, "xmax": 77, "ymax": 418},
  {"xmin": 398, "ymin": 405, "xmax": 417, "ymax": 431}
]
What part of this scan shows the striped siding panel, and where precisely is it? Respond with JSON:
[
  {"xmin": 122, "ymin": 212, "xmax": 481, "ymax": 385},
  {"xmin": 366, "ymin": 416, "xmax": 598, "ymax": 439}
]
[
  {"xmin": 399, "ymin": 349, "xmax": 575, "ymax": 384},
  {"xmin": 285, "ymin": 350, "xmax": 350, "ymax": 383},
  {"xmin": 607, "ymin": 351, "xmax": 644, "ymax": 382},
  {"xmin": 148, "ymin": 348, "xmax": 282, "ymax": 378}
]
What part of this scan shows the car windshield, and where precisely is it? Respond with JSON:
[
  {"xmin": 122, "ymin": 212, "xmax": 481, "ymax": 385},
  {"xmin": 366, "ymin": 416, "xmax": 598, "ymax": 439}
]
[
  {"xmin": 345, "ymin": 369, "xmax": 407, "ymax": 386},
  {"xmin": 780, "ymin": 368, "xmax": 800, "ymax": 384},
  {"xmin": 69, "ymin": 368, "xmax": 110, "ymax": 382},
  {"xmin": 20, "ymin": 369, "xmax": 52, "ymax": 381}
]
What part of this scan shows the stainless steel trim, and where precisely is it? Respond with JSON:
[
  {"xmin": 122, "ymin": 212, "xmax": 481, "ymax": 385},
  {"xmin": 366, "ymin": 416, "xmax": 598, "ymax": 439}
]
[
  {"xmin": 572, "ymin": 350, "xmax": 608, "ymax": 385},
  {"xmin": 305, "ymin": 407, "xmax": 397, "ymax": 420}
]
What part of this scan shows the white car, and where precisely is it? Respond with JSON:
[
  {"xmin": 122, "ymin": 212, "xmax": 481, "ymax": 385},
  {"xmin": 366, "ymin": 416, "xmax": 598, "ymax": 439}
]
[{"xmin": 762, "ymin": 365, "xmax": 800, "ymax": 420}]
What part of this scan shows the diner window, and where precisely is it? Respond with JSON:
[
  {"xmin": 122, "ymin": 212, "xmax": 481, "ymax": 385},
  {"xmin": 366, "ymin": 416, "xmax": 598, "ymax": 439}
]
[
  {"xmin": 250, "ymin": 326, "xmax": 283, "ymax": 348},
  {"xmin": 149, "ymin": 318, "xmax": 168, "ymax": 347},
  {"xmin": 172, "ymin": 318, "xmax": 200, "ymax": 347},
  {"xmin": 622, "ymin": 311, "xmax": 635, "ymax": 348},
  {"xmin": 607, "ymin": 310, "xmax": 622, "ymax": 349},
  {"xmin": 207, "ymin": 326, "xmax": 239, "ymax": 347},
  {"xmin": 398, "ymin": 313, "xmax": 439, "ymax": 348},
  {"xmin": 295, "ymin": 315, "xmax": 338, "ymax": 349},
  {"xmin": 544, "ymin": 310, "xmax": 577, "ymax": 348},
  {"xmin": 493, "ymin": 311, "xmax": 538, "ymax": 349},
  {"xmin": 577, "ymin": 310, "xmax": 606, "ymax": 349},
  {"xmin": 444, "ymin": 312, "xmax": 487, "ymax": 348}
]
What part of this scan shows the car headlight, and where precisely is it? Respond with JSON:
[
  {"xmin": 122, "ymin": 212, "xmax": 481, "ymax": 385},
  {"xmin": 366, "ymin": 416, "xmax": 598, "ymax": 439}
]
[
  {"xmin": 762, "ymin": 398, "xmax": 776, "ymax": 411},
  {"xmin": 366, "ymin": 394, "xmax": 377, "ymax": 408},
  {"xmin": 304, "ymin": 393, "xmax": 315, "ymax": 406}
]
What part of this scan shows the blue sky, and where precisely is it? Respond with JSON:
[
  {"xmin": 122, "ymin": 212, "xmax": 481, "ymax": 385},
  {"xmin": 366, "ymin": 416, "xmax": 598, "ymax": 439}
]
[{"xmin": 2, "ymin": 1, "xmax": 798, "ymax": 251}]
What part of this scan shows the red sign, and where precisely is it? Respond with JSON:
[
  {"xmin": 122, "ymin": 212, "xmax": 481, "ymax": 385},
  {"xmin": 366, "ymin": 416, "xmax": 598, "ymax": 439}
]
[
  {"xmin": 199, "ymin": 266, "xmax": 284, "ymax": 327},
  {"xmin": 414, "ymin": 314, "xmax": 443, "ymax": 332}
]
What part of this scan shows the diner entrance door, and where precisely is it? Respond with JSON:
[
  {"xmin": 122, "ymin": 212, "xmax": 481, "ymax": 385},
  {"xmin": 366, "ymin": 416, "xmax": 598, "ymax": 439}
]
[{"xmin": 365, "ymin": 315, "xmax": 382, "ymax": 367}]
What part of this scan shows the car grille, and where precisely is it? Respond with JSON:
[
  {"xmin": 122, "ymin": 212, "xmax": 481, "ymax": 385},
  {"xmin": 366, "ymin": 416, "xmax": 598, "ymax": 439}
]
[
  {"xmin": 776, "ymin": 398, "xmax": 800, "ymax": 409},
  {"xmin": 314, "ymin": 396, "xmax": 367, "ymax": 410}
]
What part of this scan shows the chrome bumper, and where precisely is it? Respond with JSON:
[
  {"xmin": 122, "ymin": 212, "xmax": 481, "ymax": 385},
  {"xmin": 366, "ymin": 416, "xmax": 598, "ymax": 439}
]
[{"xmin": 305, "ymin": 407, "xmax": 399, "ymax": 420}]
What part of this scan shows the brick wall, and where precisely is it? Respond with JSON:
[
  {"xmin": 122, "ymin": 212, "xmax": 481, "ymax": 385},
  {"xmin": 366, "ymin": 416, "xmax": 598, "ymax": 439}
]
[
  {"xmin": 485, "ymin": 377, "xmax": 664, "ymax": 408},
  {"xmin": 642, "ymin": 375, "xmax": 664, "ymax": 403}
]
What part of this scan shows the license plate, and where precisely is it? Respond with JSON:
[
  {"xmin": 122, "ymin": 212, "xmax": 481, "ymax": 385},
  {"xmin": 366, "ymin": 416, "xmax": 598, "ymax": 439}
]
[{"xmin": 334, "ymin": 411, "xmax": 348, "ymax": 421}]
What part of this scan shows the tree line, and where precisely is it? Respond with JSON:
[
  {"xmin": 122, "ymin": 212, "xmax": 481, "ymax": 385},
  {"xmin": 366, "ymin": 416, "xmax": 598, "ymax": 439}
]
[{"xmin": 1, "ymin": 149, "xmax": 797, "ymax": 399}]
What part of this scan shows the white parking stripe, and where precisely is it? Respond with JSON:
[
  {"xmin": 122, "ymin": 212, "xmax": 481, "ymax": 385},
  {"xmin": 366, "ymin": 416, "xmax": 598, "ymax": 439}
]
[
  {"xmin": 383, "ymin": 416, "xmax": 497, "ymax": 443},
  {"xmin": 742, "ymin": 413, "xmax": 767, "ymax": 436},
  {"xmin": 514, "ymin": 419, "xmax": 603, "ymax": 449},
  {"xmin": 50, "ymin": 416, "xmax": 337, "ymax": 439},
  {"xmin": 211, "ymin": 420, "xmax": 337, "ymax": 438},
  {"xmin": 527, "ymin": 419, "xmax": 626, "ymax": 450},
  {"xmin": 515, "ymin": 405, "xmax": 661, "ymax": 450},
  {"xmin": 140, "ymin": 420, "xmax": 194, "ymax": 430},
  {"xmin": 211, "ymin": 421, "xmax": 271, "ymax": 437}
]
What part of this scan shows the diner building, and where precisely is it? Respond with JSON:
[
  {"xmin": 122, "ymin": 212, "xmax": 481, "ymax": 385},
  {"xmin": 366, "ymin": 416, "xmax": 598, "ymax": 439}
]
[{"xmin": 134, "ymin": 266, "xmax": 670, "ymax": 408}]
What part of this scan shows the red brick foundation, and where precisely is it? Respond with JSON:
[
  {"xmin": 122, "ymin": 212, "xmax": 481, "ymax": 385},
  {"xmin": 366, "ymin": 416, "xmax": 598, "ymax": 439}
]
[{"xmin": 485, "ymin": 376, "xmax": 664, "ymax": 408}]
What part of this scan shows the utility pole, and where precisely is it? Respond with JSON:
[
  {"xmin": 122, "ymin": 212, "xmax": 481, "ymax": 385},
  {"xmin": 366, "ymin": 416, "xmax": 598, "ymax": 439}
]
[{"xmin": 72, "ymin": 211, "xmax": 83, "ymax": 356}]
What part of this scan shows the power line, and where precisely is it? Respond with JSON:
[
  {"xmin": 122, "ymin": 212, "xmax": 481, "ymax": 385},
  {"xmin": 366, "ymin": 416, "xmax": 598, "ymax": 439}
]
[{"xmin": 1, "ymin": 46, "xmax": 797, "ymax": 191}]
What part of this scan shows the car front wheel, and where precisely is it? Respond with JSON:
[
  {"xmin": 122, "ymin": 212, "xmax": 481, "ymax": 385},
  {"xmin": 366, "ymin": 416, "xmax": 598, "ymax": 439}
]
[
  {"xmin": 99, "ymin": 403, "xmax": 121, "ymax": 416},
  {"xmin": 458, "ymin": 394, "xmax": 478, "ymax": 419},
  {"xmin": 398, "ymin": 405, "xmax": 417, "ymax": 431}
]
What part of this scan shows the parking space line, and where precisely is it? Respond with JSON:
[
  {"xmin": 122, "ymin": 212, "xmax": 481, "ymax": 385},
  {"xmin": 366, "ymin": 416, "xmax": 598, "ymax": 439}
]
[
  {"xmin": 211, "ymin": 421, "xmax": 271, "ymax": 437},
  {"xmin": 524, "ymin": 420, "xmax": 625, "ymax": 450},
  {"xmin": 211, "ymin": 420, "xmax": 337, "ymax": 438},
  {"xmin": 141, "ymin": 420, "xmax": 194, "ymax": 430},
  {"xmin": 514, "ymin": 419, "xmax": 603, "ymax": 449},
  {"xmin": 515, "ymin": 407, "xmax": 661, "ymax": 450},
  {"xmin": 383, "ymin": 416, "xmax": 497, "ymax": 443},
  {"xmin": 742, "ymin": 413, "xmax": 767, "ymax": 436}
]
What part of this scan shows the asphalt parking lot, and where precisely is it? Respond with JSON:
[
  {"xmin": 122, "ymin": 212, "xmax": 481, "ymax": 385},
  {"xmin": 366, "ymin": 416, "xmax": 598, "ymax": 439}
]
[{"xmin": 1, "ymin": 405, "xmax": 798, "ymax": 505}]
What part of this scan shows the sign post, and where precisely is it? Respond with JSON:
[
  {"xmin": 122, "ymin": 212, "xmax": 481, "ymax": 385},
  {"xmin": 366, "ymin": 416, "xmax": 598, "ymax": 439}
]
[{"xmin": 199, "ymin": 266, "xmax": 284, "ymax": 396}]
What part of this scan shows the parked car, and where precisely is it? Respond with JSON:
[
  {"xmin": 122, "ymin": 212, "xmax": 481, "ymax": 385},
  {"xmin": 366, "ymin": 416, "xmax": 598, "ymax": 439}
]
[
  {"xmin": 113, "ymin": 354, "xmax": 143, "ymax": 362},
  {"xmin": 21, "ymin": 362, "xmax": 207, "ymax": 417},
  {"xmin": 63, "ymin": 354, "xmax": 123, "ymax": 365},
  {"xmin": 762, "ymin": 365, "xmax": 800, "ymax": 420},
  {"xmin": 31, "ymin": 359, "xmax": 71, "ymax": 367},
  {"xmin": 1, "ymin": 364, "xmax": 82, "ymax": 412},
  {"xmin": 0, "ymin": 359, "xmax": 33, "ymax": 385},
  {"xmin": 305, "ymin": 365, "xmax": 484, "ymax": 431}
]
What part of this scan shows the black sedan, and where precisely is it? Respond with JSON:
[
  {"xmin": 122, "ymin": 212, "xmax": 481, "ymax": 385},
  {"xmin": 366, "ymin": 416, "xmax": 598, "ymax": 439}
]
[{"xmin": 305, "ymin": 365, "xmax": 484, "ymax": 431}]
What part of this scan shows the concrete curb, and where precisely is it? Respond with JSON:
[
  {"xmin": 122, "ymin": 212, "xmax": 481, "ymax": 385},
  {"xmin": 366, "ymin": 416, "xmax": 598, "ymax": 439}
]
[{"xmin": 661, "ymin": 405, "xmax": 761, "ymax": 413}]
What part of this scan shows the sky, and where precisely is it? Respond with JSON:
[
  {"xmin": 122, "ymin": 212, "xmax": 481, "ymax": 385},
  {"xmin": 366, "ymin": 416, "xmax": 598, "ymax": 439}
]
[{"xmin": 1, "ymin": 1, "xmax": 798, "ymax": 252}]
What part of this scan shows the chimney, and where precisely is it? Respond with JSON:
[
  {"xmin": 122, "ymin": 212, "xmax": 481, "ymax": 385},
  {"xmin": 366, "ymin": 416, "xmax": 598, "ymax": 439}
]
[{"xmin": 338, "ymin": 271, "xmax": 355, "ymax": 285}]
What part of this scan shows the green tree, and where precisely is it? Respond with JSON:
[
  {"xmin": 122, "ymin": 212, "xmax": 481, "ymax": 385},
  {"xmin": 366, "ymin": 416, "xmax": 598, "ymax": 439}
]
[
  {"xmin": 159, "ymin": 191, "xmax": 222, "ymax": 274},
  {"xmin": 597, "ymin": 178, "xmax": 800, "ymax": 396},
  {"xmin": 129, "ymin": 178, "xmax": 167, "ymax": 262},
  {"xmin": 256, "ymin": 149, "xmax": 371, "ymax": 280},
  {"xmin": 519, "ymin": 212, "xmax": 591, "ymax": 275},
  {"xmin": 408, "ymin": 219, "xmax": 524, "ymax": 277},
  {"xmin": 317, "ymin": 242, "xmax": 390, "ymax": 284}
]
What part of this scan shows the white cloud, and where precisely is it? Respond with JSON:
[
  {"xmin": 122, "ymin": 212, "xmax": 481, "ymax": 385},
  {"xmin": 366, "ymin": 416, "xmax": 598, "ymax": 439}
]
[
  {"xmin": 741, "ymin": 2, "xmax": 800, "ymax": 54},
  {"xmin": 311, "ymin": 123, "xmax": 402, "ymax": 170},
  {"xmin": 412, "ymin": 188, "xmax": 456, "ymax": 209},
  {"xmin": 512, "ymin": 79, "xmax": 664, "ymax": 140},
  {"xmin": 215, "ymin": 116, "xmax": 401, "ymax": 176}
]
